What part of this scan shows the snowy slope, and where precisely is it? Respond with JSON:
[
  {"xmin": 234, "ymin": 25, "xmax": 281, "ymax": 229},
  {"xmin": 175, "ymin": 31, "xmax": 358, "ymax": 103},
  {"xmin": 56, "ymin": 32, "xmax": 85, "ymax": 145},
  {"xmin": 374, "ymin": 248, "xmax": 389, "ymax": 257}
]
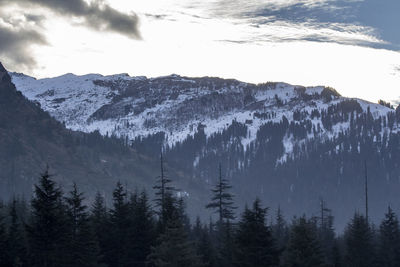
[{"xmin": 10, "ymin": 72, "xmax": 396, "ymax": 157}]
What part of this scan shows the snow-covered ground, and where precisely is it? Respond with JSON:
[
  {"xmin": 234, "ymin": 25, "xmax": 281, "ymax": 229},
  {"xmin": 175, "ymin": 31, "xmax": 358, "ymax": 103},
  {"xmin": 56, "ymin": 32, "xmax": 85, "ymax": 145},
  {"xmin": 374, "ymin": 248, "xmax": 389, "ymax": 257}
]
[{"xmin": 10, "ymin": 72, "xmax": 396, "ymax": 161}]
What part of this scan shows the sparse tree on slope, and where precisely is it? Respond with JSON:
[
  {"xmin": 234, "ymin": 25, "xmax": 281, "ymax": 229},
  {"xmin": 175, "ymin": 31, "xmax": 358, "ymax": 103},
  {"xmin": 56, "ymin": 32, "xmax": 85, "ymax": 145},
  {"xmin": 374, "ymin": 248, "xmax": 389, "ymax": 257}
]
[
  {"xmin": 153, "ymin": 152, "xmax": 176, "ymax": 229},
  {"xmin": 206, "ymin": 164, "xmax": 236, "ymax": 223},
  {"xmin": 206, "ymin": 164, "xmax": 237, "ymax": 267}
]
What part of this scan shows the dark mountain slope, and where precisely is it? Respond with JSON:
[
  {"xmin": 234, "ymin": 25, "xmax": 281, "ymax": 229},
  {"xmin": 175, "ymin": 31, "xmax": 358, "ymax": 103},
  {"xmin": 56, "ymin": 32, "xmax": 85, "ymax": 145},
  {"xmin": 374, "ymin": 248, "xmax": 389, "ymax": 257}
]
[{"xmin": 0, "ymin": 63, "xmax": 204, "ymax": 205}]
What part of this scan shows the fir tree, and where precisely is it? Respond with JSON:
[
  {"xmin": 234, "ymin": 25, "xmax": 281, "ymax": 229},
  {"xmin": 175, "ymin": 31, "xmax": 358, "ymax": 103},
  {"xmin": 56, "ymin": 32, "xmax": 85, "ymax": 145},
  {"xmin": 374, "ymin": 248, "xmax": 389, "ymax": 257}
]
[
  {"xmin": 377, "ymin": 206, "xmax": 400, "ymax": 267},
  {"xmin": 206, "ymin": 164, "xmax": 236, "ymax": 223},
  {"xmin": 177, "ymin": 196, "xmax": 191, "ymax": 234},
  {"xmin": 128, "ymin": 190, "xmax": 156, "ymax": 267},
  {"xmin": 235, "ymin": 198, "xmax": 279, "ymax": 267},
  {"xmin": 104, "ymin": 182, "xmax": 131, "ymax": 267},
  {"xmin": 90, "ymin": 191, "xmax": 108, "ymax": 266},
  {"xmin": 285, "ymin": 216, "xmax": 324, "ymax": 267},
  {"xmin": 206, "ymin": 164, "xmax": 237, "ymax": 267},
  {"xmin": 317, "ymin": 200, "xmax": 336, "ymax": 266},
  {"xmin": 0, "ymin": 207, "xmax": 8, "ymax": 266},
  {"xmin": 215, "ymin": 219, "xmax": 236, "ymax": 267},
  {"xmin": 148, "ymin": 199, "xmax": 203, "ymax": 267},
  {"xmin": 7, "ymin": 198, "xmax": 27, "ymax": 267},
  {"xmin": 271, "ymin": 206, "xmax": 289, "ymax": 262},
  {"xmin": 64, "ymin": 183, "xmax": 99, "ymax": 267},
  {"xmin": 153, "ymin": 152, "xmax": 175, "ymax": 228},
  {"xmin": 344, "ymin": 213, "xmax": 375, "ymax": 267},
  {"xmin": 26, "ymin": 168, "xmax": 69, "ymax": 267},
  {"xmin": 194, "ymin": 223, "xmax": 216, "ymax": 267}
]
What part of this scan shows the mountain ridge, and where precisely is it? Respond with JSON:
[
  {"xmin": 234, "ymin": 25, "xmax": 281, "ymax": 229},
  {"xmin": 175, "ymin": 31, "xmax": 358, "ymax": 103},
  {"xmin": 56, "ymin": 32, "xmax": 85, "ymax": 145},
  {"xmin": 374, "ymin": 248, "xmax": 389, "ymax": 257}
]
[
  {"xmin": 0, "ymin": 63, "xmax": 204, "ymax": 206},
  {"xmin": 7, "ymin": 68, "xmax": 400, "ymax": 230},
  {"xmin": 10, "ymin": 71, "xmax": 396, "ymax": 161}
]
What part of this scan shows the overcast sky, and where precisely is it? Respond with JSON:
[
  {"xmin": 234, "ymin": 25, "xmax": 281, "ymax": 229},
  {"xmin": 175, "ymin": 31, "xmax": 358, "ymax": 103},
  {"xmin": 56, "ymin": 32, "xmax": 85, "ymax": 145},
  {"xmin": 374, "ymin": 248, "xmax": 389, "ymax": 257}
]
[{"xmin": 0, "ymin": 0, "xmax": 399, "ymax": 104}]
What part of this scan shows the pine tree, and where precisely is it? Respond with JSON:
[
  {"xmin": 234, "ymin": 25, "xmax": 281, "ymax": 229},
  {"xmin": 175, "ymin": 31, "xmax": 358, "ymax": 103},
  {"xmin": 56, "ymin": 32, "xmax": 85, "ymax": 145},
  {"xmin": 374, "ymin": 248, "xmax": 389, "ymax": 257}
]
[
  {"xmin": 0, "ymin": 207, "xmax": 8, "ymax": 266},
  {"xmin": 271, "ymin": 206, "xmax": 289, "ymax": 261},
  {"xmin": 377, "ymin": 206, "xmax": 400, "ymax": 267},
  {"xmin": 234, "ymin": 198, "xmax": 279, "ymax": 267},
  {"xmin": 26, "ymin": 168, "xmax": 69, "ymax": 267},
  {"xmin": 177, "ymin": 196, "xmax": 191, "ymax": 234},
  {"xmin": 104, "ymin": 182, "xmax": 131, "ymax": 267},
  {"xmin": 217, "ymin": 220, "xmax": 235, "ymax": 267},
  {"xmin": 64, "ymin": 183, "xmax": 99, "ymax": 267},
  {"xmin": 317, "ymin": 199, "xmax": 336, "ymax": 266},
  {"xmin": 128, "ymin": 190, "xmax": 156, "ymax": 267},
  {"xmin": 192, "ymin": 216, "xmax": 203, "ymax": 241},
  {"xmin": 206, "ymin": 164, "xmax": 237, "ymax": 267},
  {"xmin": 148, "ymin": 198, "xmax": 203, "ymax": 267},
  {"xmin": 206, "ymin": 164, "xmax": 236, "ymax": 223},
  {"xmin": 344, "ymin": 213, "xmax": 375, "ymax": 267},
  {"xmin": 90, "ymin": 191, "xmax": 108, "ymax": 266},
  {"xmin": 153, "ymin": 152, "xmax": 175, "ymax": 228},
  {"xmin": 7, "ymin": 198, "xmax": 27, "ymax": 267},
  {"xmin": 285, "ymin": 216, "xmax": 324, "ymax": 267},
  {"xmin": 194, "ymin": 222, "xmax": 216, "ymax": 267}
]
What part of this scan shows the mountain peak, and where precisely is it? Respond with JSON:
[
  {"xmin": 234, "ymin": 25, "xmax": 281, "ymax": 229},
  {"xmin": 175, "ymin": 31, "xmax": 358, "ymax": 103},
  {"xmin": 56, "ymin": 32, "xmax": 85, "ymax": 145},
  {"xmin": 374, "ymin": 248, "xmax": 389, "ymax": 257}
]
[
  {"xmin": 0, "ymin": 62, "xmax": 9, "ymax": 82},
  {"xmin": 0, "ymin": 62, "xmax": 6, "ymax": 72},
  {"xmin": 0, "ymin": 63, "xmax": 14, "ymax": 93}
]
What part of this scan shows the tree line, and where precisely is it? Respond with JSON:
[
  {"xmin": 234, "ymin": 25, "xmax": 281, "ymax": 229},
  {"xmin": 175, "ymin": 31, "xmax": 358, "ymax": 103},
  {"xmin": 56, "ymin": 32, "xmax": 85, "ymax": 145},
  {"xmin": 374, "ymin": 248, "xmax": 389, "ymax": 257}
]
[{"xmin": 1, "ymin": 159, "xmax": 400, "ymax": 267}]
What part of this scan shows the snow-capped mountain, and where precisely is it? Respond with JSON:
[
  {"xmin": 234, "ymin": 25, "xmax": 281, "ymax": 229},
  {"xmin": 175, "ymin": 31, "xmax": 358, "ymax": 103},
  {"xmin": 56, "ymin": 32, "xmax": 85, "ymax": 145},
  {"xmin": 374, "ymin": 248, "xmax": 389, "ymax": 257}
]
[
  {"xmin": 8, "ymin": 71, "xmax": 400, "ymax": 229},
  {"xmin": 9, "ymin": 72, "xmax": 395, "ymax": 151}
]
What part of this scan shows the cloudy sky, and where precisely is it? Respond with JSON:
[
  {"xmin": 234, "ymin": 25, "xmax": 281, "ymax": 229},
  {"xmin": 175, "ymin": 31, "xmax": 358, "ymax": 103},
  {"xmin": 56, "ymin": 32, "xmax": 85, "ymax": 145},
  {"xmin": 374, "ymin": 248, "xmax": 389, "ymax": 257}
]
[{"xmin": 0, "ymin": 0, "xmax": 399, "ymax": 104}]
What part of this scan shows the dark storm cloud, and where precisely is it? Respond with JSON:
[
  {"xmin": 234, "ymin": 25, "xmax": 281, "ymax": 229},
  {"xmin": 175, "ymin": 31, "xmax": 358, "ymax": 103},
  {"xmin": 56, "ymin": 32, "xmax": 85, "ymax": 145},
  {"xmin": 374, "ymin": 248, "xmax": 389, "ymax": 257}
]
[
  {"xmin": 24, "ymin": 14, "xmax": 46, "ymax": 25},
  {"xmin": 0, "ymin": 6, "xmax": 47, "ymax": 72},
  {"xmin": 2, "ymin": 0, "xmax": 141, "ymax": 39},
  {"xmin": 0, "ymin": 0, "xmax": 141, "ymax": 71},
  {"xmin": 0, "ymin": 25, "xmax": 47, "ymax": 71}
]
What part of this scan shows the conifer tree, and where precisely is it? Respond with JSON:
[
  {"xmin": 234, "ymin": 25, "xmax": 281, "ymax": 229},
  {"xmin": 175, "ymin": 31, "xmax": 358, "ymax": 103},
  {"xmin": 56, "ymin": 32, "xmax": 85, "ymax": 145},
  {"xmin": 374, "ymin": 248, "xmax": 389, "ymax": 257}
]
[
  {"xmin": 7, "ymin": 198, "xmax": 27, "ymax": 267},
  {"xmin": 153, "ymin": 152, "xmax": 175, "ymax": 228},
  {"xmin": 285, "ymin": 216, "xmax": 324, "ymax": 267},
  {"xmin": 235, "ymin": 198, "xmax": 279, "ymax": 267},
  {"xmin": 344, "ymin": 213, "xmax": 375, "ymax": 267},
  {"xmin": 206, "ymin": 164, "xmax": 237, "ymax": 267},
  {"xmin": 90, "ymin": 191, "xmax": 108, "ymax": 265},
  {"xmin": 317, "ymin": 199, "xmax": 336, "ymax": 266},
  {"xmin": 65, "ymin": 183, "xmax": 99, "ymax": 267},
  {"xmin": 217, "ymin": 220, "xmax": 235, "ymax": 267},
  {"xmin": 0, "ymin": 208, "xmax": 8, "ymax": 266},
  {"xmin": 206, "ymin": 164, "xmax": 236, "ymax": 223},
  {"xmin": 177, "ymin": 196, "xmax": 191, "ymax": 234},
  {"xmin": 192, "ymin": 216, "xmax": 203, "ymax": 241},
  {"xmin": 377, "ymin": 206, "xmax": 400, "ymax": 267},
  {"xmin": 148, "ymin": 197, "xmax": 203, "ymax": 267},
  {"xmin": 193, "ymin": 222, "xmax": 216, "ymax": 267},
  {"xmin": 271, "ymin": 206, "xmax": 289, "ymax": 260},
  {"xmin": 128, "ymin": 190, "xmax": 156, "ymax": 267},
  {"xmin": 104, "ymin": 182, "xmax": 131, "ymax": 267},
  {"xmin": 26, "ymin": 168, "xmax": 69, "ymax": 267}
]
